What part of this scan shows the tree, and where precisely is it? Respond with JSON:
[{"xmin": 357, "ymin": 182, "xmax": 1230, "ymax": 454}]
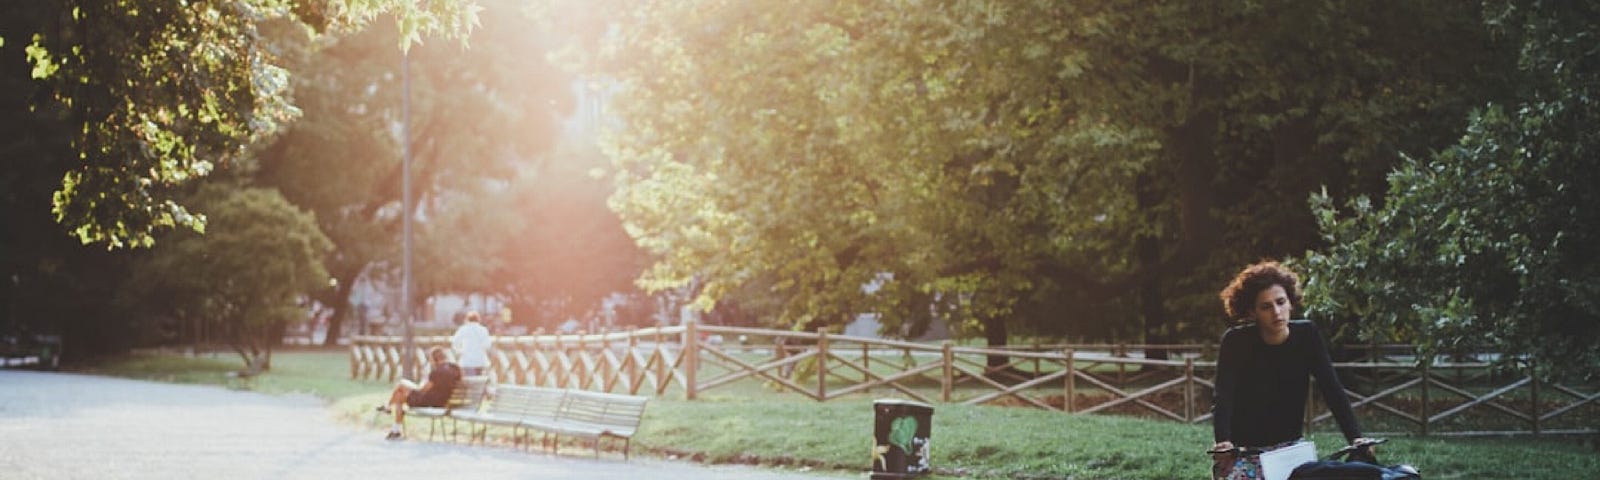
[
  {"xmin": 120, "ymin": 184, "xmax": 332, "ymax": 372},
  {"xmin": 565, "ymin": 0, "xmax": 1510, "ymax": 360},
  {"xmin": 1, "ymin": 0, "xmax": 480, "ymax": 359},
  {"xmin": 255, "ymin": 0, "xmax": 573, "ymax": 344},
  {"xmin": 1299, "ymin": 0, "xmax": 1600, "ymax": 381},
  {"xmin": 14, "ymin": 0, "xmax": 480, "ymax": 248},
  {"xmin": 2, "ymin": 4, "xmax": 144, "ymax": 356},
  {"xmin": 486, "ymin": 143, "xmax": 648, "ymax": 331}
]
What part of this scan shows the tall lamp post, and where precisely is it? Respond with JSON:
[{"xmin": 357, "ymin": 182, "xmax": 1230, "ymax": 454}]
[{"xmin": 400, "ymin": 46, "xmax": 417, "ymax": 382}]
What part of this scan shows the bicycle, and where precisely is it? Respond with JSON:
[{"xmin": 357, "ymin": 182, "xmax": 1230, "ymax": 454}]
[{"xmin": 1207, "ymin": 438, "xmax": 1420, "ymax": 480}]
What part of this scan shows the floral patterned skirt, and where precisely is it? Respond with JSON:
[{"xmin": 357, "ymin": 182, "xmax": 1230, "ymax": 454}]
[{"xmin": 1214, "ymin": 439, "xmax": 1303, "ymax": 480}]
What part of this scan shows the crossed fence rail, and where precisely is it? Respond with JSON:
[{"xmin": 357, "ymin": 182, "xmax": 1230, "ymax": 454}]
[{"xmin": 351, "ymin": 324, "xmax": 1597, "ymax": 437}]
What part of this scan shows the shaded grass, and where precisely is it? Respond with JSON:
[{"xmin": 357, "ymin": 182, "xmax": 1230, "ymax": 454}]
[
  {"xmin": 74, "ymin": 347, "xmax": 391, "ymax": 401},
  {"xmin": 82, "ymin": 349, "xmax": 1600, "ymax": 479},
  {"xmin": 638, "ymin": 396, "xmax": 1208, "ymax": 479}
]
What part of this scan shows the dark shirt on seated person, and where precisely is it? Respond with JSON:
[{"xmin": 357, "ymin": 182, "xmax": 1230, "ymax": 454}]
[
  {"xmin": 1212, "ymin": 321, "xmax": 1362, "ymax": 447},
  {"xmin": 409, "ymin": 362, "xmax": 462, "ymax": 407}
]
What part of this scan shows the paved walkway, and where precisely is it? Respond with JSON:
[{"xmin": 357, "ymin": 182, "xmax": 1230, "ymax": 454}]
[{"xmin": 0, "ymin": 370, "xmax": 849, "ymax": 480}]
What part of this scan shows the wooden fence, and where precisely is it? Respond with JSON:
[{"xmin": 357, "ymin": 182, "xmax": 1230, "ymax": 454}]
[{"xmin": 350, "ymin": 324, "xmax": 1597, "ymax": 437}]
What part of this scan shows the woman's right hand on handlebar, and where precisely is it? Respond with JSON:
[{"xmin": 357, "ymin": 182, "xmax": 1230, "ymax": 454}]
[
  {"xmin": 1209, "ymin": 441, "xmax": 1238, "ymax": 479},
  {"xmin": 1203, "ymin": 441, "xmax": 1228, "ymax": 460}
]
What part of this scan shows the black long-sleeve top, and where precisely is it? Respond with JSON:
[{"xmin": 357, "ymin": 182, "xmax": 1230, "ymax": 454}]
[{"xmin": 1212, "ymin": 320, "xmax": 1362, "ymax": 446}]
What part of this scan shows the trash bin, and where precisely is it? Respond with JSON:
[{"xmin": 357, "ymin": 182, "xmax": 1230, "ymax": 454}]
[{"xmin": 871, "ymin": 399, "xmax": 934, "ymax": 479}]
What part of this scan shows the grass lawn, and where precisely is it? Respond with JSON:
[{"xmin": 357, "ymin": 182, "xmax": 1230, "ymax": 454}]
[
  {"xmin": 76, "ymin": 348, "xmax": 1600, "ymax": 479},
  {"xmin": 75, "ymin": 348, "xmax": 386, "ymax": 399}
]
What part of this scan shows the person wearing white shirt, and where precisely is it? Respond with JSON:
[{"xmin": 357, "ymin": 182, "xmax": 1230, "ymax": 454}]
[{"xmin": 451, "ymin": 311, "xmax": 492, "ymax": 376}]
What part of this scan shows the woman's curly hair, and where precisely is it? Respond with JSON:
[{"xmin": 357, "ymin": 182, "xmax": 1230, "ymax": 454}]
[{"xmin": 1219, "ymin": 260, "xmax": 1303, "ymax": 322}]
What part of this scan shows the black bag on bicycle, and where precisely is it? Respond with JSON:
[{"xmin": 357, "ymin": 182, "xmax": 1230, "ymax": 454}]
[{"xmin": 1289, "ymin": 443, "xmax": 1420, "ymax": 480}]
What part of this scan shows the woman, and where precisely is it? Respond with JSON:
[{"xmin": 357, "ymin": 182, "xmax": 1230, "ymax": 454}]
[{"xmin": 1210, "ymin": 261, "xmax": 1370, "ymax": 479}]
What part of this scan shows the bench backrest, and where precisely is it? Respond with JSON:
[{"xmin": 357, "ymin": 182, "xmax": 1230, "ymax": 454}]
[
  {"xmin": 557, "ymin": 390, "xmax": 648, "ymax": 430},
  {"xmin": 447, "ymin": 376, "xmax": 490, "ymax": 412},
  {"xmin": 488, "ymin": 385, "xmax": 566, "ymax": 421}
]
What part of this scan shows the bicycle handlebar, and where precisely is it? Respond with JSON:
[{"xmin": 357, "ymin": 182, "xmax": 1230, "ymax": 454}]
[{"xmin": 1206, "ymin": 438, "xmax": 1385, "ymax": 457}]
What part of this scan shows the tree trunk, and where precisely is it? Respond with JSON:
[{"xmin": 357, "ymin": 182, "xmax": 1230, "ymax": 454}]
[
  {"xmin": 190, "ymin": 313, "xmax": 202, "ymax": 356},
  {"xmin": 1141, "ymin": 68, "xmax": 1221, "ymax": 359},
  {"xmin": 1137, "ymin": 236, "xmax": 1171, "ymax": 361},
  {"xmin": 983, "ymin": 315, "xmax": 1010, "ymax": 369},
  {"xmin": 235, "ymin": 343, "xmax": 268, "ymax": 374},
  {"xmin": 1136, "ymin": 172, "xmax": 1171, "ymax": 361}
]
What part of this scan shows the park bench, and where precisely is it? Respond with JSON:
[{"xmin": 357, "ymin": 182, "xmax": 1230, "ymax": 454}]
[
  {"xmin": 377, "ymin": 375, "xmax": 490, "ymax": 441},
  {"xmin": 456, "ymin": 386, "xmax": 649, "ymax": 459},
  {"xmin": 526, "ymin": 389, "xmax": 649, "ymax": 459},
  {"xmin": 454, "ymin": 385, "xmax": 566, "ymax": 447}
]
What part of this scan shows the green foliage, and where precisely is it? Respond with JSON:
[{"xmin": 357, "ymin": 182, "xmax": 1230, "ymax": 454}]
[
  {"xmin": 1300, "ymin": 0, "xmax": 1600, "ymax": 381},
  {"xmin": 17, "ymin": 0, "xmax": 479, "ymax": 248},
  {"xmin": 257, "ymin": 0, "xmax": 585, "ymax": 338},
  {"xmin": 583, "ymin": 0, "xmax": 1152, "ymax": 333},
  {"xmin": 118, "ymin": 184, "xmax": 332, "ymax": 370},
  {"xmin": 562, "ymin": 0, "xmax": 1509, "ymax": 344}
]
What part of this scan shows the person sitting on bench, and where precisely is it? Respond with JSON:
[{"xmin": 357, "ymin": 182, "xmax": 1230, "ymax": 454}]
[{"xmin": 378, "ymin": 346, "xmax": 462, "ymax": 440}]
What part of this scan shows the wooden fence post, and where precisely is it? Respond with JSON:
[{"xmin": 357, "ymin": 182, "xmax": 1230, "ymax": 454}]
[
  {"xmin": 817, "ymin": 329, "xmax": 829, "ymax": 401},
  {"xmin": 627, "ymin": 328, "xmax": 640, "ymax": 394},
  {"xmin": 600, "ymin": 332, "xmax": 613, "ymax": 391},
  {"xmin": 1420, "ymin": 360, "xmax": 1430, "ymax": 436},
  {"xmin": 1185, "ymin": 357, "xmax": 1195, "ymax": 422},
  {"xmin": 942, "ymin": 341, "xmax": 954, "ymax": 403},
  {"xmin": 1065, "ymin": 348, "xmax": 1076, "ymax": 414},
  {"xmin": 1368, "ymin": 339, "xmax": 1379, "ymax": 394},
  {"xmin": 863, "ymin": 342, "xmax": 870, "ymax": 369},
  {"xmin": 1529, "ymin": 358, "xmax": 1540, "ymax": 436},
  {"xmin": 531, "ymin": 337, "xmax": 544, "ymax": 385},
  {"xmin": 1033, "ymin": 339, "xmax": 1041, "ymax": 375},
  {"xmin": 655, "ymin": 333, "xmax": 668, "ymax": 395},
  {"xmin": 1117, "ymin": 343, "xmax": 1126, "ymax": 385},
  {"xmin": 862, "ymin": 342, "xmax": 871, "ymax": 393},
  {"xmin": 386, "ymin": 345, "xmax": 398, "ymax": 384},
  {"xmin": 584, "ymin": 333, "xmax": 596, "ymax": 389},
  {"xmin": 685, "ymin": 320, "xmax": 699, "ymax": 401},
  {"xmin": 555, "ymin": 334, "xmax": 567, "ymax": 388}
]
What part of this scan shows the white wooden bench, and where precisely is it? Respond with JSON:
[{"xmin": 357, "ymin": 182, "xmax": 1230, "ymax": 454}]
[
  {"xmin": 453, "ymin": 385, "xmax": 565, "ymax": 447},
  {"xmin": 455, "ymin": 386, "xmax": 649, "ymax": 459},
  {"xmin": 530, "ymin": 389, "xmax": 649, "ymax": 459}
]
